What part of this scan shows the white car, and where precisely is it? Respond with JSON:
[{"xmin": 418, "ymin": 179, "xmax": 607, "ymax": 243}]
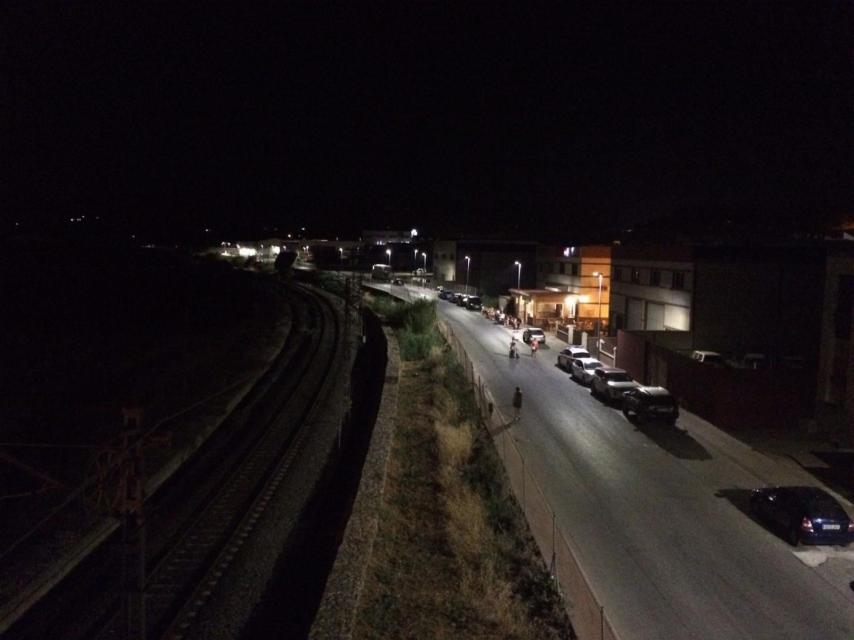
[
  {"xmin": 556, "ymin": 346, "xmax": 590, "ymax": 370},
  {"xmin": 570, "ymin": 358, "xmax": 604, "ymax": 385},
  {"xmin": 590, "ymin": 367, "xmax": 640, "ymax": 402}
]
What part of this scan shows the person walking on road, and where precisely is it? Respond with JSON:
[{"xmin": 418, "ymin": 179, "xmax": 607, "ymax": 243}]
[
  {"xmin": 512, "ymin": 386, "xmax": 523, "ymax": 421},
  {"xmin": 530, "ymin": 337, "xmax": 539, "ymax": 357}
]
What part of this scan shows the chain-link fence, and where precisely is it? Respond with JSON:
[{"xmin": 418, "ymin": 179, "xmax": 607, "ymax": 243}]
[{"xmin": 438, "ymin": 320, "xmax": 620, "ymax": 640}]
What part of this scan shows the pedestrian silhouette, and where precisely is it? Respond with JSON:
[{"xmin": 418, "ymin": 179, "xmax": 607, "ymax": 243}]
[
  {"xmin": 512, "ymin": 387, "xmax": 523, "ymax": 421},
  {"xmin": 531, "ymin": 338, "xmax": 538, "ymax": 357}
]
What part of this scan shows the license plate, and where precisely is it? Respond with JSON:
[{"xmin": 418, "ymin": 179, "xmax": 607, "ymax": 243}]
[{"xmin": 823, "ymin": 524, "xmax": 841, "ymax": 531}]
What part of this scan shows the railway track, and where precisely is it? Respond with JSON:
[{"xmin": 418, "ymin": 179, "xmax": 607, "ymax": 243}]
[{"xmin": 5, "ymin": 283, "xmax": 346, "ymax": 640}]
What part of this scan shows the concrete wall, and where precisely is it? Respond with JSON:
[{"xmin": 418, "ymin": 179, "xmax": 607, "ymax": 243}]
[
  {"xmin": 617, "ymin": 330, "xmax": 812, "ymax": 432},
  {"xmin": 432, "ymin": 240, "xmax": 458, "ymax": 285}
]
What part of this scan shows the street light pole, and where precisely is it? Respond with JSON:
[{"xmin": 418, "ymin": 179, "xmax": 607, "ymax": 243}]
[
  {"xmin": 386, "ymin": 248, "xmax": 391, "ymax": 266},
  {"xmin": 465, "ymin": 256, "xmax": 471, "ymax": 295},
  {"xmin": 421, "ymin": 252, "xmax": 427, "ymax": 288},
  {"xmin": 593, "ymin": 271, "xmax": 603, "ymax": 356},
  {"xmin": 514, "ymin": 260, "xmax": 521, "ymax": 289},
  {"xmin": 413, "ymin": 247, "xmax": 418, "ymax": 267}
]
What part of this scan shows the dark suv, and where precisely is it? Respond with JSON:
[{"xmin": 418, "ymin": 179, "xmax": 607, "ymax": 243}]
[
  {"xmin": 465, "ymin": 296, "xmax": 482, "ymax": 311},
  {"xmin": 622, "ymin": 386, "xmax": 679, "ymax": 425}
]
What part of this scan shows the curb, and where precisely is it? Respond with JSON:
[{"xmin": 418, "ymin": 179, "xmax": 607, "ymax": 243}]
[{"xmin": 310, "ymin": 326, "xmax": 400, "ymax": 640}]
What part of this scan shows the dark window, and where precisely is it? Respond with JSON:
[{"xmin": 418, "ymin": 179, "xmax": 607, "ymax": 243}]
[
  {"xmin": 613, "ymin": 267, "xmax": 622, "ymax": 282},
  {"xmin": 631, "ymin": 268, "xmax": 640, "ymax": 284},
  {"xmin": 449, "ymin": 253, "xmax": 455, "ymax": 261},
  {"xmin": 650, "ymin": 270, "xmax": 661, "ymax": 286},
  {"xmin": 571, "ymin": 263, "xmax": 579, "ymax": 276},
  {"xmin": 672, "ymin": 271, "xmax": 685, "ymax": 290},
  {"xmin": 559, "ymin": 262, "xmax": 566, "ymax": 274}
]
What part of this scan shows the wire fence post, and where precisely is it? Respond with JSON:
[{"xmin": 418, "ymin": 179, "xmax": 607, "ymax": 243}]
[
  {"xmin": 601, "ymin": 605, "xmax": 605, "ymax": 640},
  {"xmin": 550, "ymin": 511, "xmax": 556, "ymax": 579},
  {"xmin": 522, "ymin": 455, "xmax": 526, "ymax": 513}
]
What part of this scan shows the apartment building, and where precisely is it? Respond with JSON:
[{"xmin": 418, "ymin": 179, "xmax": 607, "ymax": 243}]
[{"xmin": 536, "ymin": 244, "xmax": 611, "ymax": 330}]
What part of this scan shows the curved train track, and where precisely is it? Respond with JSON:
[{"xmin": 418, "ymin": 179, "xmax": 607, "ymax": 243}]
[{"xmin": 6, "ymin": 282, "xmax": 345, "ymax": 640}]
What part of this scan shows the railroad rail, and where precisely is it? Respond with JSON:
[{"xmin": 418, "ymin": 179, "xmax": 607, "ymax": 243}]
[{"xmin": 4, "ymin": 283, "xmax": 346, "ymax": 640}]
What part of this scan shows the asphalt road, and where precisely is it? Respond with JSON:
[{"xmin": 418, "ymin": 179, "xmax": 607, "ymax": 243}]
[{"xmin": 375, "ymin": 283, "xmax": 854, "ymax": 640}]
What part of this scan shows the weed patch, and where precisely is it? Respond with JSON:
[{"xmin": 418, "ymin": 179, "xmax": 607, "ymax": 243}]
[{"xmin": 354, "ymin": 323, "xmax": 572, "ymax": 638}]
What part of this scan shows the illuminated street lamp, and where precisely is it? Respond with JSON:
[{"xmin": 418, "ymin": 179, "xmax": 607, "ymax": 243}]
[
  {"xmin": 421, "ymin": 251, "xmax": 427, "ymax": 270},
  {"xmin": 338, "ymin": 247, "xmax": 344, "ymax": 264},
  {"xmin": 386, "ymin": 248, "xmax": 392, "ymax": 265},
  {"xmin": 464, "ymin": 255, "xmax": 471, "ymax": 295},
  {"xmin": 421, "ymin": 252, "xmax": 427, "ymax": 288},
  {"xmin": 413, "ymin": 247, "xmax": 418, "ymax": 266},
  {"xmin": 514, "ymin": 261, "xmax": 521, "ymax": 289},
  {"xmin": 592, "ymin": 271, "xmax": 604, "ymax": 356}
]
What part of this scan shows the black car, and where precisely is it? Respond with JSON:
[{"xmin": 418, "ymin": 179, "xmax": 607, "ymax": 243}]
[
  {"xmin": 465, "ymin": 296, "xmax": 482, "ymax": 311},
  {"xmin": 622, "ymin": 386, "xmax": 678, "ymax": 425},
  {"xmin": 439, "ymin": 290, "xmax": 455, "ymax": 301},
  {"xmin": 750, "ymin": 486, "xmax": 854, "ymax": 546}
]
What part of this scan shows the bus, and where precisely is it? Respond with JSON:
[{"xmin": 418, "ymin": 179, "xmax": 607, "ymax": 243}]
[{"xmin": 371, "ymin": 264, "xmax": 393, "ymax": 281}]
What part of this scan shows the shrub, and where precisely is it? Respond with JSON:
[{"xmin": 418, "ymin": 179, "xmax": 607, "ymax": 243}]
[{"xmin": 397, "ymin": 326, "xmax": 435, "ymax": 360}]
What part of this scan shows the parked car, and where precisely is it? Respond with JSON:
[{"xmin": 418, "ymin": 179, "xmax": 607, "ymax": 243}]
[
  {"xmin": 691, "ymin": 350, "xmax": 725, "ymax": 367},
  {"xmin": 392, "ymin": 278, "xmax": 404, "ymax": 286},
  {"xmin": 454, "ymin": 293, "xmax": 467, "ymax": 305},
  {"xmin": 557, "ymin": 346, "xmax": 590, "ymax": 370},
  {"xmin": 570, "ymin": 358, "xmax": 603, "ymax": 385},
  {"xmin": 439, "ymin": 290, "xmax": 456, "ymax": 301},
  {"xmin": 750, "ymin": 486, "xmax": 854, "ymax": 546},
  {"xmin": 622, "ymin": 386, "xmax": 679, "ymax": 425},
  {"xmin": 590, "ymin": 367, "xmax": 639, "ymax": 402},
  {"xmin": 522, "ymin": 328, "xmax": 546, "ymax": 345},
  {"xmin": 494, "ymin": 310, "xmax": 506, "ymax": 324},
  {"xmin": 466, "ymin": 296, "xmax": 483, "ymax": 311},
  {"xmin": 728, "ymin": 352, "xmax": 768, "ymax": 369}
]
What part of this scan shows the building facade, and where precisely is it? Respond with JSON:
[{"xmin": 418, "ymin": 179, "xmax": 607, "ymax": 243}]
[
  {"xmin": 535, "ymin": 244, "xmax": 612, "ymax": 330},
  {"xmin": 610, "ymin": 245, "xmax": 694, "ymax": 332}
]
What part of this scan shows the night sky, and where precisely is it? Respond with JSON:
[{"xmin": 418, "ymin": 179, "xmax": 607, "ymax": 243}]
[{"xmin": 3, "ymin": 3, "xmax": 851, "ymax": 241}]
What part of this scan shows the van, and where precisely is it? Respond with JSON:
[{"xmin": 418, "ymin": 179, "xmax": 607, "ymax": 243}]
[{"xmin": 691, "ymin": 350, "xmax": 725, "ymax": 366}]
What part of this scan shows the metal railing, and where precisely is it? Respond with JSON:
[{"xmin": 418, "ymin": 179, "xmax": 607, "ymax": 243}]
[{"xmin": 438, "ymin": 319, "xmax": 620, "ymax": 640}]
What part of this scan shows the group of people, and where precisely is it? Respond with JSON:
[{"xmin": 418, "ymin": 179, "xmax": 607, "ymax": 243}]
[{"xmin": 509, "ymin": 335, "xmax": 538, "ymax": 358}]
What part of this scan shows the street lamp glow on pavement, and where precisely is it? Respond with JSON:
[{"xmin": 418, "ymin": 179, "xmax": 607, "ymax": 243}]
[
  {"xmin": 465, "ymin": 255, "xmax": 471, "ymax": 295},
  {"xmin": 514, "ymin": 260, "xmax": 522, "ymax": 289},
  {"xmin": 386, "ymin": 248, "xmax": 392, "ymax": 265},
  {"xmin": 592, "ymin": 271, "xmax": 604, "ymax": 356}
]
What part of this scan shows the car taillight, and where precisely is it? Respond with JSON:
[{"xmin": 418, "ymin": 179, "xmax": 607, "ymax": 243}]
[
  {"xmin": 848, "ymin": 521, "xmax": 854, "ymax": 532},
  {"xmin": 801, "ymin": 517, "xmax": 814, "ymax": 532}
]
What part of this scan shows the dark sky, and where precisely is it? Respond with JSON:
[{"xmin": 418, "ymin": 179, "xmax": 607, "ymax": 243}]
[{"xmin": 3, "ymin": 3, "xmax": 852, "ymax": 240}]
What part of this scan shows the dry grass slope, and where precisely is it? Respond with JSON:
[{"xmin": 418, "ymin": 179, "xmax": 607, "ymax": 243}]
[{"xmin": 354, "ymin": 341, "xmax": 572, "ymax": 639}]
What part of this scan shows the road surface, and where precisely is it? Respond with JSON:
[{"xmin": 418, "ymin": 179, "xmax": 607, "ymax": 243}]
[{"xmin": 375, "ymin": 283, "xmax": 854, "ymax": 640}]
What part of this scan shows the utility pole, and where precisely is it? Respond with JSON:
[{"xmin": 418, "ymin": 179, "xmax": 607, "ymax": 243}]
[{"xmin": 121, "ymin": 432, "xmax": 146, "ymax": 640}]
